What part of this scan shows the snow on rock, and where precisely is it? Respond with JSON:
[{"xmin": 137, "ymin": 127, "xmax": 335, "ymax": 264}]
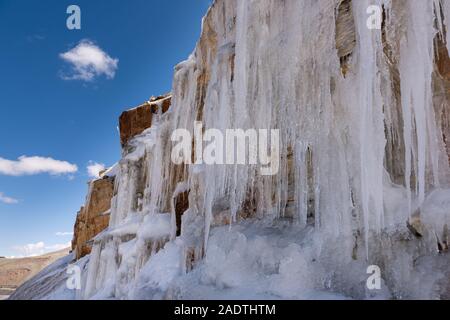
[
  {"xmin": 100, "ymin": 163, "xmax": 119, "ymax": 178},
  {"xmin": 138, "ymin": 213, "xmax": 172, "ymax": 240}
]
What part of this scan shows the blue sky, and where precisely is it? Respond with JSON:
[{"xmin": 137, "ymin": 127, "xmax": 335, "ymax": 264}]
[{"xmin": 0, "ymin": 0, "xmax": 211, "ymax": 257}]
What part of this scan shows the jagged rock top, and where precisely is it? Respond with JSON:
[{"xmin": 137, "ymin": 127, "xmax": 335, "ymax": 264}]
[{"xmin": 119, "ymin": 94, "xmax": 172, "ymax": 147}]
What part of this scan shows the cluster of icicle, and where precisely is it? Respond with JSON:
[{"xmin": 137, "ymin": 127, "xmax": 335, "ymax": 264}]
[{"xmin": 81, "ymin": 0, "xmax": 450, "ymax": 299}]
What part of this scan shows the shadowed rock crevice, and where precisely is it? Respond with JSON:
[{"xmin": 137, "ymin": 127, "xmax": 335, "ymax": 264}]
[{"xmin": 174, "ymin": 190, "xmax": 190, "ymax": 237}]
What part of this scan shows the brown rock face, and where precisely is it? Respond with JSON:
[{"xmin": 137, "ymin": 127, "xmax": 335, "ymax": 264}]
[
  {"xmin": 436, "ymin": 36, "xmax": 450, "ymax": 82},
  {"xmin": 119, "ymin": 94, "xmax": 172, "ymax": 146},
  {"xmin": 434, "ymin": 34, "xmax": 450, "ymax": 166},
  {"xmin": 335, "ymin": 0, "xmax": 356, "ymax": 77},
  {"xmin": 72, "ymin": 176, "xmax": 115, "ymax": 260}
]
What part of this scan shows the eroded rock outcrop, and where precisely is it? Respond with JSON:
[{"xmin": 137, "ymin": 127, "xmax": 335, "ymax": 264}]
[
  {"xmin": 72, "ymin": 175, "xmax": 115, "ymax": 260},
  {"xmin": 119, "ymin": 94, "xmax": 172, "ymax": 147}
]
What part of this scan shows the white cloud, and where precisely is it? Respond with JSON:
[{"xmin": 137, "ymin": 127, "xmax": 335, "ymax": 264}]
[
  {"xmin": 0, "ymin": 192, "xmax": 19, "ymax": 204},
  {"xmin": 12, "ymin": 242, "xmax": 45, "ymax": 257},
  {"xmin": 0, "ymin": 156, "xmax": 78, "ymax": 176},
  {"xmin": 55, "ymin": 232, "xmax": 73, "ymax": 237},
  {"xmin": 87, "ymin": 161, "xmax": 105, "ymax": 178},
  {"xmin": 44, "ymin": 242, "xmax": 71, "ymax": 252},
  {"xmin": 12, "ymin": 241, "xmax": 71, "ymax": 257},
  {"xmin": 59, "ymin": 39, "xmax": 119, "ymax": 81},
  {"xmin": 27, "ymin": 34, "xmax": 46, "ymax": 42}
]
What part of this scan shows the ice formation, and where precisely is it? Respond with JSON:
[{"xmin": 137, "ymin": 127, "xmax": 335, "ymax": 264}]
[{"xmin": 13, "ymin": 0, "xmax": 450, "ymax": 300}]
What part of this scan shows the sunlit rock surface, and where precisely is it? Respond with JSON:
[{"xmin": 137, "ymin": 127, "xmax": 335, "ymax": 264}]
[
  {"xmin": 119, "ymin": 94, "xmax": 172, "ymax": 147},
  {"xmin": 72, "ymin": 174, "xmax": 115, "ymax": 260}
]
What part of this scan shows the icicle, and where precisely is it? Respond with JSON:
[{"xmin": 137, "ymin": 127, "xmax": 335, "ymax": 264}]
[
  {"xmin": 352, "ymin": 0, "xmax": 386, "ymax": 258},
  {"xmin": 399, "ymin": 0, "xmax": 436, "ymax": 210},
  {"xmin": 295, "ymin": 141, "xmax": 309, "ymax": 226}
]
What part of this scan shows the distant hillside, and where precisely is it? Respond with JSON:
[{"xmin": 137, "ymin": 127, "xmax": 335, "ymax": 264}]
[{"xmin": 0, "ymin": 249, "xmax": 70, "ymax": 299}]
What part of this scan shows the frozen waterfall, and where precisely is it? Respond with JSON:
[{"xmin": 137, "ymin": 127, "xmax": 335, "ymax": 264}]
[{"xmin": 78, "ymin": 0, "xmax": 450, "ymax": 300}]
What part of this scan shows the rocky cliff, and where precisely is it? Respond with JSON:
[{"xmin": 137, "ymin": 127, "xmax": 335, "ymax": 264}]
[
  {"xmin": 13, "ymin": 0, "xmax": 450, "ymax": 300},
  {"xmin": 72, "ymin": 175, "xmax": 115, "ymax": 260},
  {"xmin": 119, "ymin": 94, "xmax": 172, "ymax": 147}
]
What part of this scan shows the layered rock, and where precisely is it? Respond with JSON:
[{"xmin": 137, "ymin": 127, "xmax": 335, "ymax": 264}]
[
  {"xmin": 335, "ymin": 0, "xmax": 356, "ymax": 77},
  {"xmin": 72, "ymin": 174, "xmax": 115, "ymax": 260},
  {"xmin": 119, "ymin": 94, "xmax": 172, "ymax": 147}
]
